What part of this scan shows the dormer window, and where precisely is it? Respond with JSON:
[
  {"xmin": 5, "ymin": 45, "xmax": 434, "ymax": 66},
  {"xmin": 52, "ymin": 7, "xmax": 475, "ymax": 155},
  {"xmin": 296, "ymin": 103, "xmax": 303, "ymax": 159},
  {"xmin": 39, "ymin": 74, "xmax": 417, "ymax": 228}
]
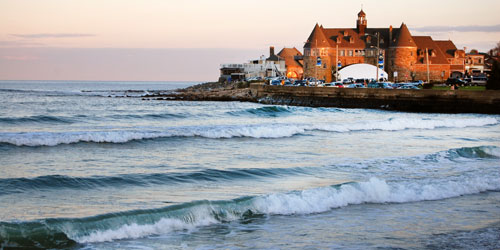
[
  {"xmin": 366, "ymin": 36, "xmax": 371, "ymax": 44},
  {"xmin": 349, "ymin": 37, "xmax": 354, "ymax": 43},
  {"xmin": 336, "ymin": 36, "xmax": 341, "ymax": 43},
  {"xmin": 344, "ymin": 31, "xmax": 348, "ymax": 36},
  {"xmin": 380, "ymin": 38, "xmax": 384, "ymax": 44}
]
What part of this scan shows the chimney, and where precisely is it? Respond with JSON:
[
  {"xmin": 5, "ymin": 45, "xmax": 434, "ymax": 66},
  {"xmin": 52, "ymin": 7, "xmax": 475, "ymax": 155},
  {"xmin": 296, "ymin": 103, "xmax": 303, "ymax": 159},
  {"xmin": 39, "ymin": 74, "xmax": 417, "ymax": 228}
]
[
  {"xmin": 389, "ymin": 25, "xmax": 393, "ymax": 45},
  {"xmin": 270, "ymin": 46, "xmax": 275, "ymax": 56}
]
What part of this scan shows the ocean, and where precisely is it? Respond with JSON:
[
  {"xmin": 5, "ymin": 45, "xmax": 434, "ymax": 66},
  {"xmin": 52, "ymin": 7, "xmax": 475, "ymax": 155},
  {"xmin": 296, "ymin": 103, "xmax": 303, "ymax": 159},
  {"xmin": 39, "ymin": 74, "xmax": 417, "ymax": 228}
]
[{"xmin": 0, "ymin": 80, "xmax": 499, "ymax": 249}]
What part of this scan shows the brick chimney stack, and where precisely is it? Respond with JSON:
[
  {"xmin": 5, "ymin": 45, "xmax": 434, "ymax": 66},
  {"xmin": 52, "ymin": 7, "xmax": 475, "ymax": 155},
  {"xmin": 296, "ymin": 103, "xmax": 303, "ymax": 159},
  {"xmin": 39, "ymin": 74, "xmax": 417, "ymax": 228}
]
[{"xmin": 270, "ymin": 46, "xmax": 275, "ymax": 57}]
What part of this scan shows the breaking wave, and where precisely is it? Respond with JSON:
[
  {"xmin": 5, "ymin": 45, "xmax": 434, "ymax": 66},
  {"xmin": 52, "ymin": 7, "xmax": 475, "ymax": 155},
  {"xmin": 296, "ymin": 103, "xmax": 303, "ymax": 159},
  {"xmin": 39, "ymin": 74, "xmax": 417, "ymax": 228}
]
[
  {"xmin": 1, "ymin": 174, "xmax": 499, "ymax": 248},
  {"xmin": 0, "ymin": 117, "xmax": 497, "ymax": 147},
  {"xmin": 1, "ymin": 146, "xmax": 497, "ymax": 196},
  {"xmin": 229, "ymin": 106, "xmax": 293, "ymax": 117}
]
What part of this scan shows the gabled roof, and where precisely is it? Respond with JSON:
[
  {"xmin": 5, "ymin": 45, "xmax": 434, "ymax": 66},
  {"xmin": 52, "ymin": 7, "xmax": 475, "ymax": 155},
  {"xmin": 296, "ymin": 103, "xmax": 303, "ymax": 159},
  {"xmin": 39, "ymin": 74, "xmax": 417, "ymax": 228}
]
[
  {"xmin": 322, "ymin": 28, "xmax": 367, "ymax": 48},
  {"xmin": 413, "ymin": 36, "xmax": 449, "ymax": 64},
  {"xmin": 304, "ymin": 23, "xmax": 330, "ymax": 48},
  {"xmin": 395, "ymin": 23, "xmax": 417, "ymax": 47},
  {"xmin": 435, "ymin": 40, "xmax": 458, "ymax": 59},
  {"xmin": 278, "ymin": 47, "xmax": 303, "ymax": 67},
  {"xmin": 358, "ymin": 9, "xmax": 366, "ymax": 17}
]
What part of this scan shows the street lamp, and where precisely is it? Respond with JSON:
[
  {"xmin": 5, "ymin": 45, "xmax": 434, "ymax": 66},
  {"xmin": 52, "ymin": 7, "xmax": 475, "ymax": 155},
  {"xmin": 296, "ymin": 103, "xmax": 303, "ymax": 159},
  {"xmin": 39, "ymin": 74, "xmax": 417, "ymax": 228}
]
[{"xmin": 367, "ymin": 32, "xmax": 382, "ymax": 82}]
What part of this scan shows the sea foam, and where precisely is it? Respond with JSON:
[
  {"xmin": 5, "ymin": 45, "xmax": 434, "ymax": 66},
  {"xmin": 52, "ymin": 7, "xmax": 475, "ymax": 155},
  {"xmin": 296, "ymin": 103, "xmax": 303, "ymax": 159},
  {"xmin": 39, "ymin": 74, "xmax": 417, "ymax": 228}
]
[
  {"xmin": 72, "ymin": 175, "xmax": 500, "ymax": 243},
  {"xmin": 0, "ymin": 117, "xmax": 497, "ymax": 146}
]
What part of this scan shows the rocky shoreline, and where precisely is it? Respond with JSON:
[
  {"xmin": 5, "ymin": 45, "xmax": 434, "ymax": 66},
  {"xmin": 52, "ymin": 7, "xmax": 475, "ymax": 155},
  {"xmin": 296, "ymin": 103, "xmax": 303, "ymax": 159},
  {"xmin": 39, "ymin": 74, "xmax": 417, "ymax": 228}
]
[
  {"xmin": 139, "ymin": 81, "xmax": 500, "ymax": 114},
  {"xmin": 141, "ymin": 81, "xmax": 257, "ymax": 102}
]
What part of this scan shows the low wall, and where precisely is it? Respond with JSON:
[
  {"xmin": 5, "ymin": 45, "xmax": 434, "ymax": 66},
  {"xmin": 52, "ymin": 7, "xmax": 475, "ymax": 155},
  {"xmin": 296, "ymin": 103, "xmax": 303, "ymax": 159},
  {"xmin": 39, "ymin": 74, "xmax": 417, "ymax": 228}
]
[{"xmin": 250, "ymin": 84, "xmax": 500, "ymax": 114}]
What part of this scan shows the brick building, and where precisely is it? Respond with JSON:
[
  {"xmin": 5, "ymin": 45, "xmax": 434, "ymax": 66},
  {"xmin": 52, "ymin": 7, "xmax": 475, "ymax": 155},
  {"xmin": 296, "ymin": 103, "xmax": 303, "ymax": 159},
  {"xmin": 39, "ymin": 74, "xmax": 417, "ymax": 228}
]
[
  {"xmin": 303, "ymin": 10, "xmax": 465, "ymax": 82},
  {"xmin": 277, "ymin": 47, "xmax": 304, "ymax": 79}
]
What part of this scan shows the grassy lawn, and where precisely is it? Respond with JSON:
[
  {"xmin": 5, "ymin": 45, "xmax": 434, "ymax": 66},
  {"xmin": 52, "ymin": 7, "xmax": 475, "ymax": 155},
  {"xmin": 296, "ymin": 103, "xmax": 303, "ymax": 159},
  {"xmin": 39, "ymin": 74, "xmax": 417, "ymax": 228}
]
[{"xmin": 431, "ymin": 85, "xmax": 486, "ymax": 91}]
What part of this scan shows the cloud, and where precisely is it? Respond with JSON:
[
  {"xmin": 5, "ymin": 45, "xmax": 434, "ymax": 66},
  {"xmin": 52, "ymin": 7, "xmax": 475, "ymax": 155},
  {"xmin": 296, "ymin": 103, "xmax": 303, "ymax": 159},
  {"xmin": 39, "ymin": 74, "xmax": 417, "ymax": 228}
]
[
  {"xmin": 0, "ymin": 40, "xmax": 45, "ymax": 47},
  {"xmin": 2, "ymin": 55, "xmax": 39, "ymax": 61},
  {"xmin": 10, "ymin": 33, "xmax": 97, "ymax": 39},
  {"xmin": 413, "ymin": 24, "xmax": 500, "ymax": 33}
]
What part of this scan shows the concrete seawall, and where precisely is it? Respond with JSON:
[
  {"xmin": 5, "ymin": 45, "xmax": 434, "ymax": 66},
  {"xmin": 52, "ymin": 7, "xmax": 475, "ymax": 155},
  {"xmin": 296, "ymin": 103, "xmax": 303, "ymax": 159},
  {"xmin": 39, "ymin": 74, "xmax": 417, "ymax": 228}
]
[{"xmin": 250, "ymin": 84, "xmax": 500, "ymax": 114}]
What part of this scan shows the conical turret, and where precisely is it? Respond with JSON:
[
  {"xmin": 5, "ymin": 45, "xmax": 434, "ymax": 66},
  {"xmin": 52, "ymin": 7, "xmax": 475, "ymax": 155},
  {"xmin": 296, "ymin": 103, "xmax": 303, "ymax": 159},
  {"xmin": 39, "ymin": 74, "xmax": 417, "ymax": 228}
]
[
  {"xmin": 395, "ymin": 23, "xmax": 417, "ymax": 47},
  {"xmin": 304, "ymin": 23, "xmax": 330, "ymax": 48}
]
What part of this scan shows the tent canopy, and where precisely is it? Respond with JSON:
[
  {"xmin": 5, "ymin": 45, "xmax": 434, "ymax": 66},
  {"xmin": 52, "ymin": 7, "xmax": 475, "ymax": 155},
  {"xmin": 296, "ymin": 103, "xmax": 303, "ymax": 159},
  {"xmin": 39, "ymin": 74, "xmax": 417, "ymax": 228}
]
[{"xmin": 338, "ymin": 63, "xmax": 388, "ymax": 81}]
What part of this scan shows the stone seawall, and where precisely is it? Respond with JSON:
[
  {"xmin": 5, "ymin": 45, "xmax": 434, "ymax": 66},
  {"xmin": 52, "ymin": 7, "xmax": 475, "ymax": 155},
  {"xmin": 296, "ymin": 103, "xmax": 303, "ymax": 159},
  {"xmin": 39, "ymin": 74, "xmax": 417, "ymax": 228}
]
[{"xmin": 250, "ymin": 84, "xmax": 500, "ymax": 114}]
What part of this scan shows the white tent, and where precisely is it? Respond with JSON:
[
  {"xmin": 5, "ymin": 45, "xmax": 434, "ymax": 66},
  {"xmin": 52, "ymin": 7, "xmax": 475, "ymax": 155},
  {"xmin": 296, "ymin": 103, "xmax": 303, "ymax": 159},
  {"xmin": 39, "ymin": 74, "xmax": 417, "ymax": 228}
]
[{"xmin": 338, "ymin": 63, "xmax": 388, "ymax": 81}]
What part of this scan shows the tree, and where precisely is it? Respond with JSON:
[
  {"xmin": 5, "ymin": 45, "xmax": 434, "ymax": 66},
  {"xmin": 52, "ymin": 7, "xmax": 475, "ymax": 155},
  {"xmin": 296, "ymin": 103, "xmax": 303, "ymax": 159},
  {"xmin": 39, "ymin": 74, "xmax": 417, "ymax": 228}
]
[
  {"xmin": 488, "ymin": 41, "xmax": 500, "ymax": 56},
  {"xmin": 486, "ymin": 60, "xmax": 500, "ymax": 90},
  {"xmin": 486, "ymin": 41, "xmax": 500, "ymax": 90}
]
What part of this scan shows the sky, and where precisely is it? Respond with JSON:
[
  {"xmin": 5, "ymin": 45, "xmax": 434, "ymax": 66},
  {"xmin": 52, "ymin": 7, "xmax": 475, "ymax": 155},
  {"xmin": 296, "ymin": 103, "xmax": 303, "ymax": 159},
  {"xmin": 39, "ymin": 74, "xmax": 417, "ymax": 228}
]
[{"xmin": 1, "ymin": 0, "xmax": 499, "ymax": 81}]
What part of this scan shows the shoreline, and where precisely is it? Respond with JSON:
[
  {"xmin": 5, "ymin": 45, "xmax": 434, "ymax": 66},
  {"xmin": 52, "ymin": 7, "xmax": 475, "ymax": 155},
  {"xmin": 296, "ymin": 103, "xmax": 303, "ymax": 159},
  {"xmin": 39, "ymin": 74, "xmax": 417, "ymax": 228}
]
[{"xmin": 140, "ymin": 81, "xmax": 500, "ymax": 114}]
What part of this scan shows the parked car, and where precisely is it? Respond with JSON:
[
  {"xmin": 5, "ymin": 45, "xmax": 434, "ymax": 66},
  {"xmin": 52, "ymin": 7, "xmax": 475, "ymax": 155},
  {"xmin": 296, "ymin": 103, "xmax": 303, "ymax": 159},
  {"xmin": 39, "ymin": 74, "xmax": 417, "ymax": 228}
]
[
  {"xmin": 470, "ymin": 76, "xmax": 488, "ymax": 86},
  {"xmin": 246, "ymin": 76, "xmax": 263, "ymax": 82},
  {"xmin": 346, "ymin": 83, "xmax": 366, "ymax": 88},
  {"xmin": 294, "ymin": 80, "xmax": 306, "ymax": 86},
  {"xmin": 397, "ymin": 85, "xmax": 420, "ymax": 89},
  {"xmin": 446, "ymin": 78, "xmax": 466, "ymax": 86},
  {"xmin": 270, "ymin": 79, "xmax": 281, "ymax": 86},
  {"xmin": 332, "ymin": 82, "xmax": 345, "ymax": 88},
  {"xmin": 367, "ymin": 82, "xmax": 394, "ymax": 89}
]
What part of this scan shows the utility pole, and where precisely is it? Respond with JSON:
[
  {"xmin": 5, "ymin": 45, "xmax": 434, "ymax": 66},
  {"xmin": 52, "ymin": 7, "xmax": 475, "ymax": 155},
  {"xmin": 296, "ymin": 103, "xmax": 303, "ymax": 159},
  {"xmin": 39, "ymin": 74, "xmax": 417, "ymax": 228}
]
[
  {"xmin": 335, "ymin": 44, "xmax": 339, "ymax": 81},
  {"xmin": 376, "ymin": 32, "xmax": 380, "ymax": 82},
  {"xmin": 426, "ymin": 47, "xmax": 430, "ymax": 83}
]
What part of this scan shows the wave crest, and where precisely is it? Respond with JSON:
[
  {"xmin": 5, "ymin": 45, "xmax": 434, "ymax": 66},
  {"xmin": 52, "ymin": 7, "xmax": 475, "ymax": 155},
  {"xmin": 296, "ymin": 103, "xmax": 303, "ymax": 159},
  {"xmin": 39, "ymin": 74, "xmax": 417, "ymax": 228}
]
[
  {"xmin": 1, "ymin": 175, "xmax": 499, "ymax": 247},
  {"xmin": 0, "ymin": 117, "xmax": 497, "ymax": 147}
]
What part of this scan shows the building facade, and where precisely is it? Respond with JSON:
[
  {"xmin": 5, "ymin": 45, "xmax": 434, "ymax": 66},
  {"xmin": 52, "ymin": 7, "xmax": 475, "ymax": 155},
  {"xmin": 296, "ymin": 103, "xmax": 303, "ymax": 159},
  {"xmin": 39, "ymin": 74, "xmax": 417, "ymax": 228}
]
[
  {"xmin": 219, "ymin": 46, "xmax": 286, "ymax": 82},
  {"xmin": 303, "ymin": 10, "xmax": 466, "ymax": 82}
]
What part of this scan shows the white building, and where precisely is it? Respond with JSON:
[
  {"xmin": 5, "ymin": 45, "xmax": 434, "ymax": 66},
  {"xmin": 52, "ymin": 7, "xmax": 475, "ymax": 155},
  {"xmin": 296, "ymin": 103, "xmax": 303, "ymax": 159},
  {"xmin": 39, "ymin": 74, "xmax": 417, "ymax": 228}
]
[{"xmin": 219, "ymin": 47, "xmax": 286, "ymax": 82}]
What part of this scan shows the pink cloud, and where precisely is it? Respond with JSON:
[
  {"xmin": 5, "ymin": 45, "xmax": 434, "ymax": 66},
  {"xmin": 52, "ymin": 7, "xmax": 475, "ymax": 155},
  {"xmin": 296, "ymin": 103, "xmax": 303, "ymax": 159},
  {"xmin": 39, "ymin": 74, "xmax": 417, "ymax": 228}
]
[{"xmin": 2, "ymin": 55, "xmax": 39, "ymax": 61}]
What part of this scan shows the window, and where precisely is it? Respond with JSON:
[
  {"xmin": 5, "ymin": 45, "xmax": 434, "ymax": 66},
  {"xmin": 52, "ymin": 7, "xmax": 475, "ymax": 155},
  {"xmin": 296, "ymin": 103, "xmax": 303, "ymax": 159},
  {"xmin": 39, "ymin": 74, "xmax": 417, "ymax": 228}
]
[
  {"xmin": 323, "ymin": 63, "xmax": 327, "ymax": 69},
  {"xmin": 348, "ymin": 50, "xmax": 353, "ymax": 56},
  {"xmin": 340, "ymin": 50, "xmax": 345, "ymax": 56},
  {"xmin": 320, "ymin": 49, "xmax": 327, "ymax": 56}
]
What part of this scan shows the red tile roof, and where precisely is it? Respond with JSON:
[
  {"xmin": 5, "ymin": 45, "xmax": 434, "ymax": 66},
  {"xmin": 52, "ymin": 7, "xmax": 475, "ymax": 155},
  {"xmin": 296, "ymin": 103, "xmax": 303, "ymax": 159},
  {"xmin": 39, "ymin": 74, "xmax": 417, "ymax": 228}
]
[
  {"xmin": 435, "ymin": 40, "xmax": 458, "ymax": 59},
  {"xmin": 395, "ymin": 23, "xmax": 417, "ymax": 47},
  {"xmin": 278, "ymin": 48, "xmax": 303, "ymax": 67},
  {"xmin": 413, "ymin": 36, "xmax": 449, "ymax": 64},
  {"xmin": 304, "ymin": 23, "xmax": 330, "ymax": 48}
]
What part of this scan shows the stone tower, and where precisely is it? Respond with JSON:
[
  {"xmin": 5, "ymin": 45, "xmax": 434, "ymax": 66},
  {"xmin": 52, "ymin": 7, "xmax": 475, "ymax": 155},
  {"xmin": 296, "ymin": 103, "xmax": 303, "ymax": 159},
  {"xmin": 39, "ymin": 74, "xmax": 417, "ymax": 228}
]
[
  {"xmin": 387, "ymin": 23, "xmax": 417, "ymax": 81},
  {"xmin": 303, "ymin": 23, "xmax": 332, "ymax": 81}
]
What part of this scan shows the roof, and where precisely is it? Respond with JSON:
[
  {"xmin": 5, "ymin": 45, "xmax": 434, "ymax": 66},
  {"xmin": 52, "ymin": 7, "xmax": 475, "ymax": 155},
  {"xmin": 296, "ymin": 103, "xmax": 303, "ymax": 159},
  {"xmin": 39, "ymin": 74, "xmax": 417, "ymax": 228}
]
[
  {"xmin": 358, "ymin": 10, "xmax": 366, "ymax": 17},
  {"xmin": 435, "ymin": 40, "xmax": 458, "ymax": 59},
  {"xmin": 322, "ymin": 28, "xmax": 366, "ymax": 48},
  {"xmin": 413, "ymin": 36, "xmax": 449, "ymax": 64},
  {"xmin": 278, "ymin": 48, "xmax": 303, "ymax": 68},
  {"xmin": 395, "ymin": 23, "xmax": 417, "ymax": 47},
  {"xmin": 304, "ymin": 23, "xmax": 331, "ymax": 48}
]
